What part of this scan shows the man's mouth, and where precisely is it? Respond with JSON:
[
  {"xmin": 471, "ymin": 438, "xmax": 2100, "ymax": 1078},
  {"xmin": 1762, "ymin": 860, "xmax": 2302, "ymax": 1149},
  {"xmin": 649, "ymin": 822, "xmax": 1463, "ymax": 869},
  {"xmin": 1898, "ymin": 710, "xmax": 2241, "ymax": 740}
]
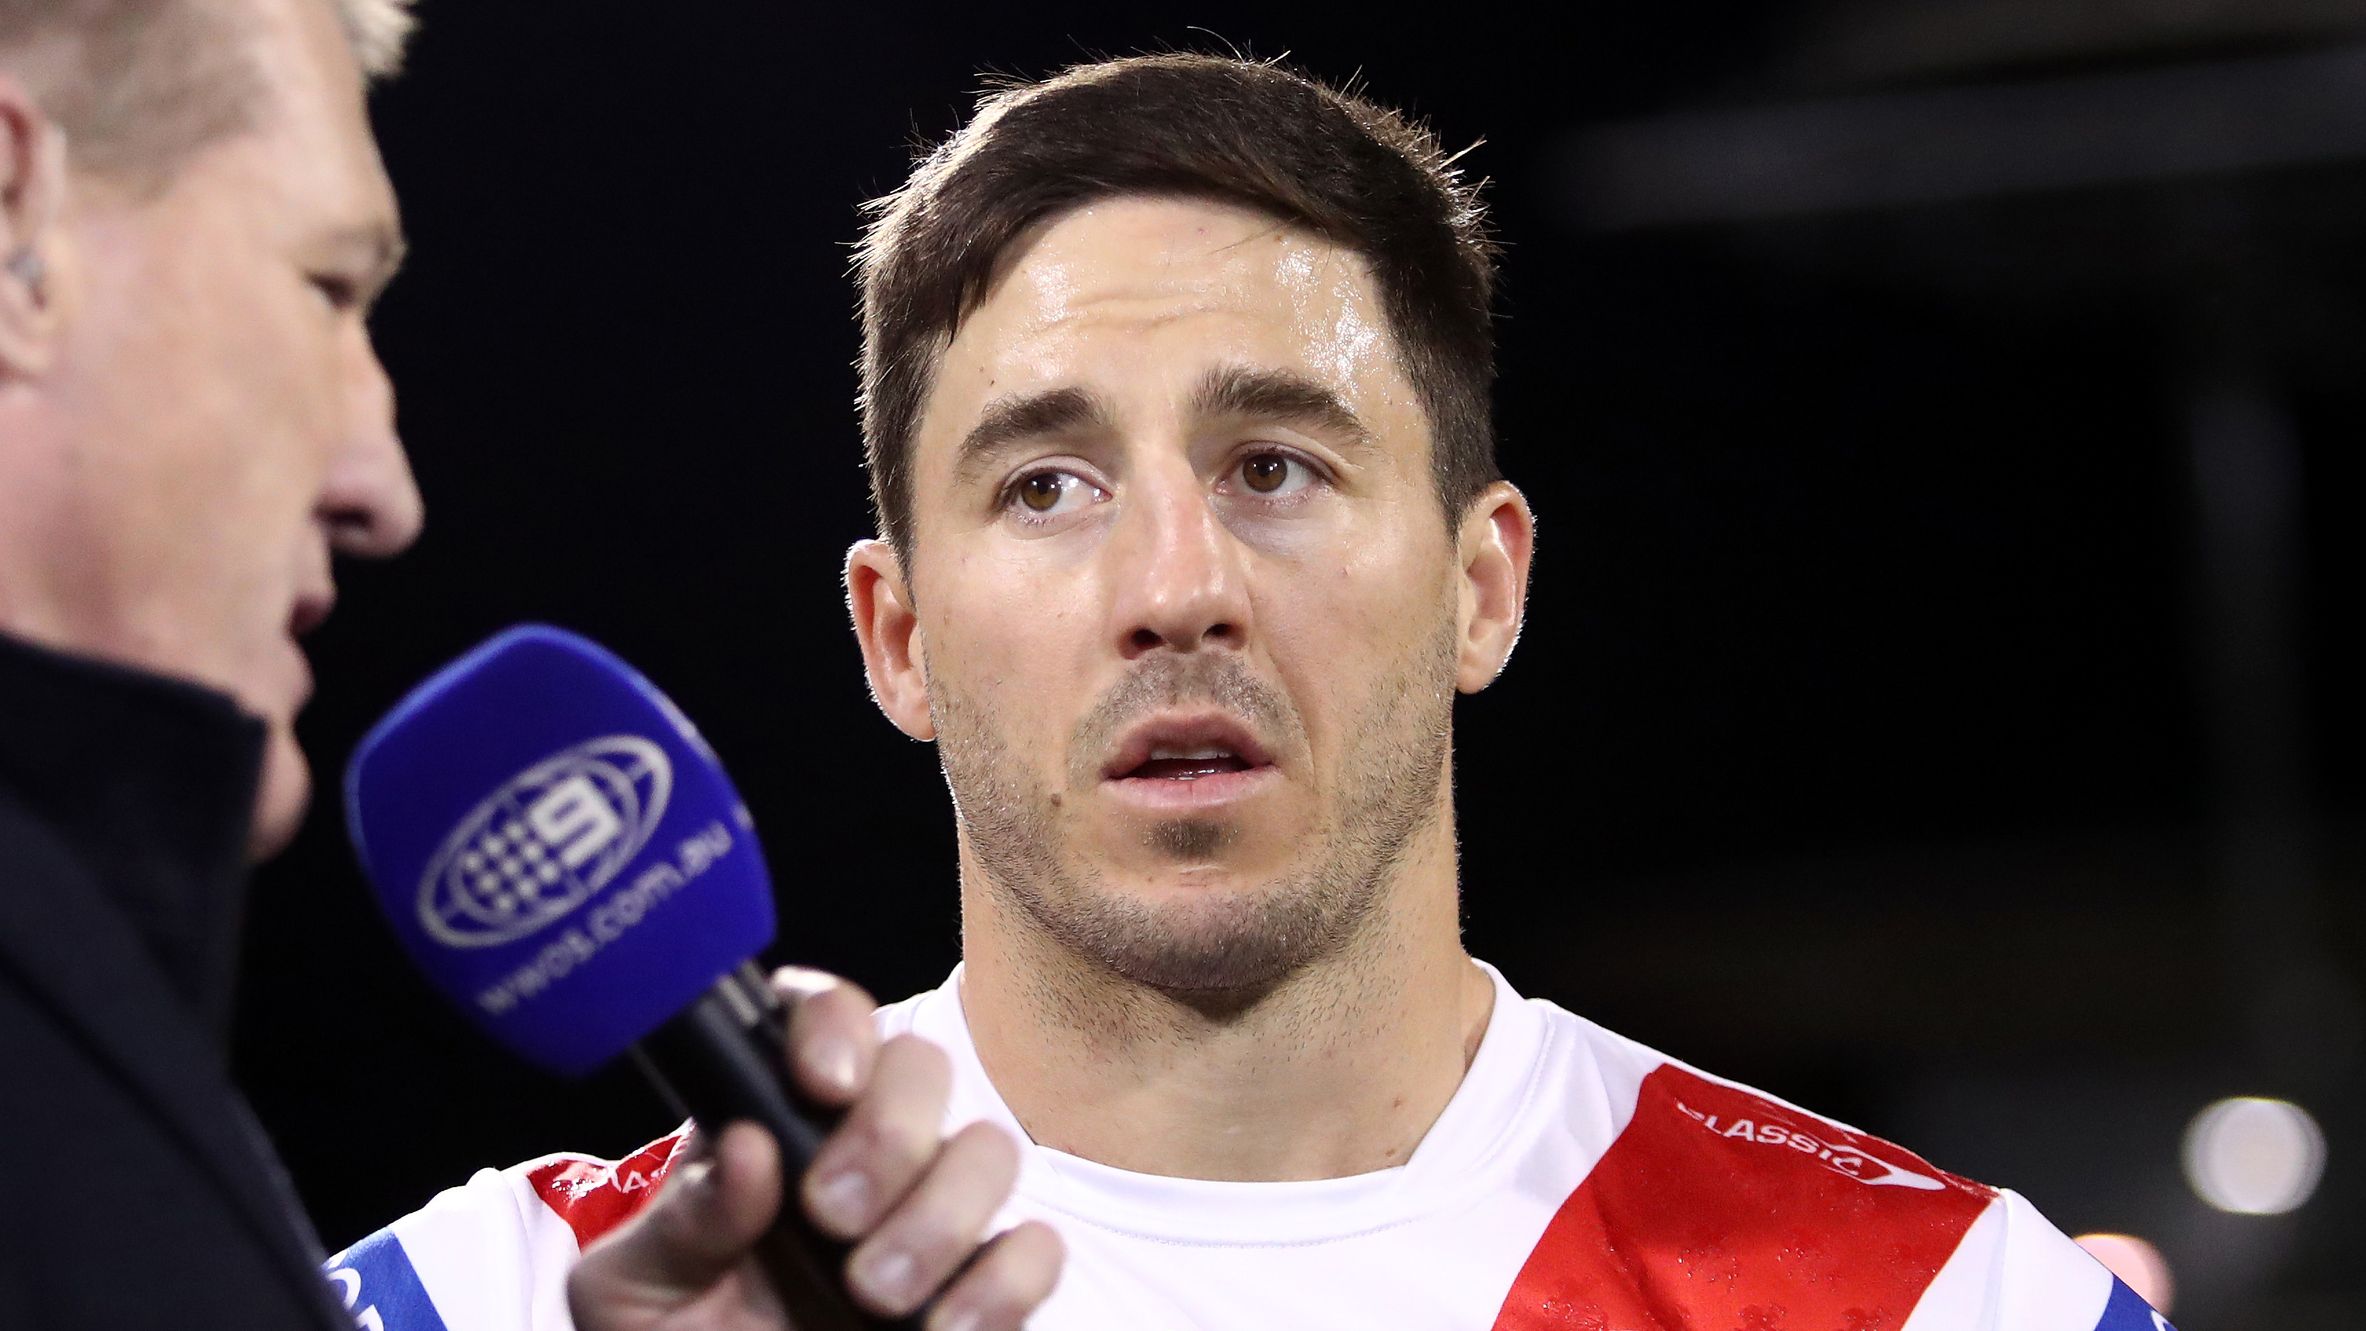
[
  {"xmin": 1125, "ymin": 747, "xmax": 1256, "ymax": 781},
  {"xmin": 1102, "ymin": 714, "xmax": 1276, "ymax": 784}
]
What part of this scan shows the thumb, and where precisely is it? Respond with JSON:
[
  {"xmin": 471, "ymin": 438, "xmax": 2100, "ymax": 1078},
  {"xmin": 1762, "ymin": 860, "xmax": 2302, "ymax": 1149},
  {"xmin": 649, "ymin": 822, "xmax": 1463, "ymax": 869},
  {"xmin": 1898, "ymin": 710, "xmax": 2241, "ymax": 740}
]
[{"xmin": 571, "ymin": 1123, "xmax": 784, "ymax": 1316}]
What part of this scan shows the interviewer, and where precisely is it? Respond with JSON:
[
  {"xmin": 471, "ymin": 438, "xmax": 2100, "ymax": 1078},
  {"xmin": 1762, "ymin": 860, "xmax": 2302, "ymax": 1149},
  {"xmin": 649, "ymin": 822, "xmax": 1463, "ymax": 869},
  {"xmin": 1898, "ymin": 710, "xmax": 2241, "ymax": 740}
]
[{"xmin": 0, "ymin": 2, "xmax": 1051, "ymax": 1326}]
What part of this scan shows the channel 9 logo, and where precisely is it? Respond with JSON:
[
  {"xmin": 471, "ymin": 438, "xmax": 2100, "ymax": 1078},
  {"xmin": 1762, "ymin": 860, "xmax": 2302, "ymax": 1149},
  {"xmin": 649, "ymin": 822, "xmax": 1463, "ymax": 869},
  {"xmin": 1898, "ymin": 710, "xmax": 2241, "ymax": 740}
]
[{"xmin": 415, "ymin": 735, "xmax": 674, "ymax": 948}]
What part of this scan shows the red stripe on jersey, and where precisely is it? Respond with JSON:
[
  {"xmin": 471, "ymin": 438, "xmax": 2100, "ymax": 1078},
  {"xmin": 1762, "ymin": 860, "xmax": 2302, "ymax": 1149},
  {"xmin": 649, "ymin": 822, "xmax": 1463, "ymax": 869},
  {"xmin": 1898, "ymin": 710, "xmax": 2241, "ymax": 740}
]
[
  {"xmin": 1492, "ymin": 1065, "xmax": 1992, "ymax": 1330},
  {"xmin": 527, "ymin": 1128, "xmax": 692, "ymax": 1251}
]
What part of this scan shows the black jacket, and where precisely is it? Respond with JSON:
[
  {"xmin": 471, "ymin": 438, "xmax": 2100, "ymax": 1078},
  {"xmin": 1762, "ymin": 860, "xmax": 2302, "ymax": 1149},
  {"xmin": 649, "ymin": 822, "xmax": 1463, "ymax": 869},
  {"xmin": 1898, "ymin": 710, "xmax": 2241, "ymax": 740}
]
[{"xmin": 0, "ymin": 631, "xmax": 352, "ymax": 1328}]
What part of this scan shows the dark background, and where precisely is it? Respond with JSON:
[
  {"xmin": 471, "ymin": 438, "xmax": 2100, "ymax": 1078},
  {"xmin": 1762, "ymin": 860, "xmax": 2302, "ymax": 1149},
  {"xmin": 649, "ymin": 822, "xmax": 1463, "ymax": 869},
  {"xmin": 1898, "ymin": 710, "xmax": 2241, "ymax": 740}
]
[{"xmin": 234, "ymin": 3, "xmax": 2364, "ymax": 1326}]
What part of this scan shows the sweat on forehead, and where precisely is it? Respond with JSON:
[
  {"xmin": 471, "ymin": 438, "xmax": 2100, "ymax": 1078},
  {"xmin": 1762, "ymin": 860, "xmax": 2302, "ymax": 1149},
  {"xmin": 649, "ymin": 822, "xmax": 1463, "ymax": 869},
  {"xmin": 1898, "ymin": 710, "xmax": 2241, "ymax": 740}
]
[{"xmin": 924, "ymin": 199, "xmax": 1406, "ymax": 478}]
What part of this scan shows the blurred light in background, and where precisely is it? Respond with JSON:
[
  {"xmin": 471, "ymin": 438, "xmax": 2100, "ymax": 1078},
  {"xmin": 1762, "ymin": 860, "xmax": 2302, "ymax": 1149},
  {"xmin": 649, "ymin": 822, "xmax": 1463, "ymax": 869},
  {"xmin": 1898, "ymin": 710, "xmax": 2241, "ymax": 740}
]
[
  {"xmin": 2182, "ymin": 1097, "xmax": 2326, "ymax": 1215},
  {"xmin": 2073, "ymin": 1234, "xmax": 2175, "ymax": 1315}
]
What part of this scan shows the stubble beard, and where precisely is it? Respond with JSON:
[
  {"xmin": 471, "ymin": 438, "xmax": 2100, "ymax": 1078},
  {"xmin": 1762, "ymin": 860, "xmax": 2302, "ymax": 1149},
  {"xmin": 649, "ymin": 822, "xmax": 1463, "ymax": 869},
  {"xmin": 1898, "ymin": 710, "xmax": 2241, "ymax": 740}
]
[{"xmin": 932, "ymin": 613, "xmax": 1458, "ymax": 1000}]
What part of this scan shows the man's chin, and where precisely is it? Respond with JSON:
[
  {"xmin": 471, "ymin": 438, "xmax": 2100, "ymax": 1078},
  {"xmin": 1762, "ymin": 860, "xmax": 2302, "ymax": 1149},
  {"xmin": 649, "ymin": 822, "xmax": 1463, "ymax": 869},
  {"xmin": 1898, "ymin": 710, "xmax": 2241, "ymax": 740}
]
[
  {"xmin": 1057, "ymin": 872, "xmax": 1347, "ymax": 996},
  {"xmin": 246, "ymin": 725, "xmax": 313, "ymax": 862},
  {"xmin": 1138, "ymin": 815, "xmax": 1240, "ymax": 862},
  {"xmin": 1105, "ymin": 827, "xmax": 1317, "ymax": 899}
]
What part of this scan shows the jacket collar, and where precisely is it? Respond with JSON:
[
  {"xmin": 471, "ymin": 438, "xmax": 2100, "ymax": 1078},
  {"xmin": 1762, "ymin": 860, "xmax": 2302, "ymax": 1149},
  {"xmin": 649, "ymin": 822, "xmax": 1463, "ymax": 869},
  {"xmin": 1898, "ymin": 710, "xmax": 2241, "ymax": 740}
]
[
  {"xmin": 0, "ymin": 628, "xmax": 262, "ymax": 1037},
  {"xmin": 0, "ymin": 628, "xmax": 351, "ymax": 1324}
]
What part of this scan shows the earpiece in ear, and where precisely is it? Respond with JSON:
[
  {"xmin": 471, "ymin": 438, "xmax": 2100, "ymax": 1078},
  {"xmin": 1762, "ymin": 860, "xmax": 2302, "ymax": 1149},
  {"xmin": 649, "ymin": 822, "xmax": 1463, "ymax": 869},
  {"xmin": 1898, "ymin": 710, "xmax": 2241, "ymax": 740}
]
[{"xmin": 6, "ymin": 248, "xmax": 45, "ymax": 306}]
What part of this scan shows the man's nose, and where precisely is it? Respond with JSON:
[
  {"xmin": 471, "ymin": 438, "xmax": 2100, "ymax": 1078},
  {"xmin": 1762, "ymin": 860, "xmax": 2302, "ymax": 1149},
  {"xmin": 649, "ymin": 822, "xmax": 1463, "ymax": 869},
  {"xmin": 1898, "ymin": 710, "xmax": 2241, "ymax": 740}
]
[
  {"xmin": 320, "ymin": 343, "xmax": 423, "ymax": 559},
  {"xmin": 1108, "ymin": 460, "xmax": 1251, "ymax": 659}
]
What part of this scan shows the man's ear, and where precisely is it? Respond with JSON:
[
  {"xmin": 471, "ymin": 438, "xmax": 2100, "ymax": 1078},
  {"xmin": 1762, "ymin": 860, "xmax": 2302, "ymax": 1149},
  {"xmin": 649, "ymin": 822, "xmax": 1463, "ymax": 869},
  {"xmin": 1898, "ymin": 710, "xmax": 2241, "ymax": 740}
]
[
  {"xmin": 0, "ymin": 78, "xmax": 66, "ymax": 378},
  {"xmin": 1453, "ymin": 481, "xmax": 1535, "ymax": 693},
  {"xmin": 846, "ymin": 538, "xmax": 935, "ymax": 740}
]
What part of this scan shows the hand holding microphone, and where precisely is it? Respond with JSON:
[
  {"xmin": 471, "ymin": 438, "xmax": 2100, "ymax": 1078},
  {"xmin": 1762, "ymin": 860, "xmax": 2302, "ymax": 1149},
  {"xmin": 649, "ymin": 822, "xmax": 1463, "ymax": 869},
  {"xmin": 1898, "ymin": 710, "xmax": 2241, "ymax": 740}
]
[
  {"xmin": 569, "ymin": 967, "xmax": 1060, "ymax": 1331},
  {"xmin": 344, "ymin": 626, "xmax": 1061, "ymax": 1331}
]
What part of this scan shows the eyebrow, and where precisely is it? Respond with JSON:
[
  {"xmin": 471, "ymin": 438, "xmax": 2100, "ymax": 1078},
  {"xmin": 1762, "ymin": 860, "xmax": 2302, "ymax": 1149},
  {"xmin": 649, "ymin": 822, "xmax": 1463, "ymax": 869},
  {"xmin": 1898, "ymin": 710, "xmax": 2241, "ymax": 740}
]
[
  {"xmin": 951, "ymin": 386, "xmax": 1118, "ymax": 486},
  {"xmin": 1188, "ymin": 365, "xmax": 1375, "ymax": 451},
  {"xmin": 328, "ymin": 220, "xmax": 410, "ymax": 292},
  {"xmin": 948, "ymin": 365, "xmax": 1376, "ymax": 488}
]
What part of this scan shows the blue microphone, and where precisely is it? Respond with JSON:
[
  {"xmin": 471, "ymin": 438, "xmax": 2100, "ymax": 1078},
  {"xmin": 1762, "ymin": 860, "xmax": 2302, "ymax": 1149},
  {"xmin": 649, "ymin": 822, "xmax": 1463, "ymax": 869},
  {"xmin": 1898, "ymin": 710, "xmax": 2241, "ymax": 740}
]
[{"xmin": 346, "ymin": 625, "xmax": 906, "ymax": 1329}]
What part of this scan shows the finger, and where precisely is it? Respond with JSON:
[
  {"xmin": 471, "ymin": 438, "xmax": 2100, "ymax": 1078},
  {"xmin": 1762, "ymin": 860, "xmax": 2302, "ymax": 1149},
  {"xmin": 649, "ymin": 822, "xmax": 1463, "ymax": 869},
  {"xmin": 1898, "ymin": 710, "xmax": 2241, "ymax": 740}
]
[
  {"xmin": 924, "ymin": 1220, "xmax": 1066, "ymax": 1331},
  {"xmin": 569, "ymin": 1122, "xmax": 783, "ymax": 1311},
  {"xmin": 842, "ymin": 1121, "xmax": 1020, "ymax": 1318},
  {"xmin": 775, "ymin": 965, "xmax": 879, "ymax": 1106},
  {"xmin": 800, "ymin": 1033, "xmax": 951, "ymax": 1241}
]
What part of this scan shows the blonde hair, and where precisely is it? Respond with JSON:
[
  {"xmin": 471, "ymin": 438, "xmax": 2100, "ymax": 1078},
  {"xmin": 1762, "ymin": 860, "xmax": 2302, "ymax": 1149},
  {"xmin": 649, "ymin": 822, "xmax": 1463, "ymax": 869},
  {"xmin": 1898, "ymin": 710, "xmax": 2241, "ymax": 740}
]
[
  {"xmin": 332, "ymin": 0, "xmax": 415, "ymax": 79},
  {"xmin": 0, "ymin": 0, "xmax": 417, "ymax": 184}
]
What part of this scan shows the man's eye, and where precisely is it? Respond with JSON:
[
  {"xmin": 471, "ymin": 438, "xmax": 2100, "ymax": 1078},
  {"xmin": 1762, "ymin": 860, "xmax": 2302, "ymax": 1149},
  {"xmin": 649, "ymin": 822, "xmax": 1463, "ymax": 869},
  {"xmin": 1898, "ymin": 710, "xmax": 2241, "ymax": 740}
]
[
  {"xmin": 1236, "ymin": 451, "xmax": 1313, "ymax": 497},
  {"xmin": 310, "ymin": 274, "xmax": 361, "ymax": 311},
  {"xmin": 1007, "ymin": 470, "xmax": 1100, "ymax": 519}
]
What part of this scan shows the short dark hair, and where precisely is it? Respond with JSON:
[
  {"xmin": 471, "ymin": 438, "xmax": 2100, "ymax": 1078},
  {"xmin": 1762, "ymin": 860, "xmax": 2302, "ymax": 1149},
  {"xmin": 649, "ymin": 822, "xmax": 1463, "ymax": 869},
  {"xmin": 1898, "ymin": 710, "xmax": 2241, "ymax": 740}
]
[{"xmin": 855, "ymin": 53, "xmax": 1501, "ymax": 554}]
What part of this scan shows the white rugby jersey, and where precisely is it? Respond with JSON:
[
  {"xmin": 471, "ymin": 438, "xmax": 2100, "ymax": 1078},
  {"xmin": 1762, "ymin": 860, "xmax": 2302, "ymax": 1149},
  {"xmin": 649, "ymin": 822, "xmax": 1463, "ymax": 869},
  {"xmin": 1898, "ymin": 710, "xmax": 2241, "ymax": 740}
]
[{"xmin": 328, "ymin": 963, "xmax": 2175, "ymax": 1331}]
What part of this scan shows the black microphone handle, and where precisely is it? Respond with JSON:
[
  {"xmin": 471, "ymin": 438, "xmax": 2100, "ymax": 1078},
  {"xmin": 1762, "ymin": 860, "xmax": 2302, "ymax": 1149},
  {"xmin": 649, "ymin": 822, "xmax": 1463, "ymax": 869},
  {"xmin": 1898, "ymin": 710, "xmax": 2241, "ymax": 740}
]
[{"xmin": 631, "ymin": 962, "xmax": 922, "ymax": 1331}]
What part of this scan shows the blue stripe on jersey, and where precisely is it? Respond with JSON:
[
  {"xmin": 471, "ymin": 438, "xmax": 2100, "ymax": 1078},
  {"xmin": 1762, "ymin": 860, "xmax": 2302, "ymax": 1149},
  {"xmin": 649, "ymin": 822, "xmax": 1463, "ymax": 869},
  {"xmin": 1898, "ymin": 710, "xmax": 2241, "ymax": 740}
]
[
  {"xmin": 2090, "ymin": 1277, "xmax": 2175, "ymax": 1331},
  {"xmin": 325, "ymin": 1229, "xmax": 452, "ymax": 1331}
]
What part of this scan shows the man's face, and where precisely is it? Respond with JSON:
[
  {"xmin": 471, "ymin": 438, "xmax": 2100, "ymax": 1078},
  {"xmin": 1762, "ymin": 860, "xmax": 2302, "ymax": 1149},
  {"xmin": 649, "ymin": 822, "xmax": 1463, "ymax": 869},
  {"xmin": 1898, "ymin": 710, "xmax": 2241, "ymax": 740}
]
[
  {"xmin": 856, "ymin": 196, "xmax": 1517, "ymax": 993},
  {"xmin": 14, "ymin": 0, "xmax": 418, "ymax": 856}
]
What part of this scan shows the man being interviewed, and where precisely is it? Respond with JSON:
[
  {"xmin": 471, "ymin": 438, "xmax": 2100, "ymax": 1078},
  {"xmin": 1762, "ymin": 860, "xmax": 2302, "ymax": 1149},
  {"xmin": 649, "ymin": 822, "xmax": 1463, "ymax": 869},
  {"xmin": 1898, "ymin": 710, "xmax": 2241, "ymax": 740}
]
[{"xmin": 348, "ymin": 53, "xmax": 2173, "ymax": 1331}]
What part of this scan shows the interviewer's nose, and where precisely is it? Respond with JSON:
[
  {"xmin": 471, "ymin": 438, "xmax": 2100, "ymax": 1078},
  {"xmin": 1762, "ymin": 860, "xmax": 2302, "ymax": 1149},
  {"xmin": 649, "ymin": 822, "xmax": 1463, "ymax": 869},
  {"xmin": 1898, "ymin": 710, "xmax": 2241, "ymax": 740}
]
[{"xmin": 322, "ymin": 344, "xmax": 422, "ymax": 559}]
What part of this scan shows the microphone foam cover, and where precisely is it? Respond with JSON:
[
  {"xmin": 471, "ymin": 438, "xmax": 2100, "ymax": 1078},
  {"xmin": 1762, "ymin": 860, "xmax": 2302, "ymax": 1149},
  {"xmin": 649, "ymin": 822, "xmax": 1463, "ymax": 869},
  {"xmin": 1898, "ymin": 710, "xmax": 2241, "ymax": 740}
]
[{"xmin": 345, "ymin": 625, "xmax": 775, "ymax": 1076}]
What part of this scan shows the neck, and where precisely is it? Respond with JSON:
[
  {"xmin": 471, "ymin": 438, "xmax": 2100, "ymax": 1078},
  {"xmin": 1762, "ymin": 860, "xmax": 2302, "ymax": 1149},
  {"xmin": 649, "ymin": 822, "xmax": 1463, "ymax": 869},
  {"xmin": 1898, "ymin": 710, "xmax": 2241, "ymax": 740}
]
[{"xmin": 958, "ymin": 816, "xmax": 1494, "ymax": 1182}]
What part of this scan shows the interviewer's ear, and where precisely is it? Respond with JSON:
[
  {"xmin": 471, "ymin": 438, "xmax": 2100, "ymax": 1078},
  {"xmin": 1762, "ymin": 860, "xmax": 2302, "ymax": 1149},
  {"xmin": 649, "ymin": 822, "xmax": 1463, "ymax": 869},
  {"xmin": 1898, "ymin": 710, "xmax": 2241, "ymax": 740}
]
[
  {"xmin": 1453, "ymin": 481, "xmax": 1534, "ymax": 693},
  {"xmin": 846, "ymin": 539, "xmax": 935, "ymax": 741},
  {"xmin": 0, "ymin": 78, "xmax": 66, "ymax": 376}
]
